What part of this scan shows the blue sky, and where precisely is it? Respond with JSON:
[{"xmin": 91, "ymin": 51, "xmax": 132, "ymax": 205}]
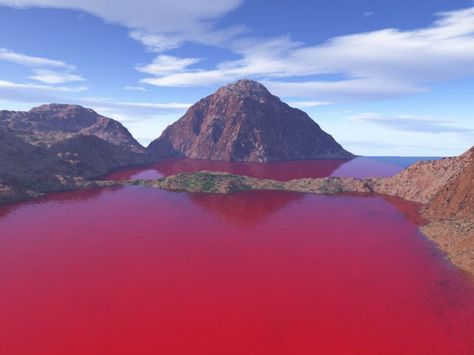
[{"xmin": 0, "ymin": 0, "xmax": 473, "ymax": 156}]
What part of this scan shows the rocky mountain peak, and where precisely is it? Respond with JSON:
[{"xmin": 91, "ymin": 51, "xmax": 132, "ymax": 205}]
[
  {"xmin": 147, "ymin": 80, "xmax": 353, "ymax": 162},
  {"xmin": 216, "ymin": 79, "xmax": 272, "ymax": 99},
  {"xmin": 30, "ymin": 103, "xmax": 92, "ymax": 112},
  {"xmin": 28, "ymin": 103, "xmax": 98, "ymax": 119}
]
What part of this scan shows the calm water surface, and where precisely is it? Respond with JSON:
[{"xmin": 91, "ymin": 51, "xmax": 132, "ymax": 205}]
[
  {"xmin": 1, "ymin": 157, "xmax": 473, "ymax": 355},
  {"xmin": 106, "ymin": 156, "xmax": 430, "ymax": 181}
]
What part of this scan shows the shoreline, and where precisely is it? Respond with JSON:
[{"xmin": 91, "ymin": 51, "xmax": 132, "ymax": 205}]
[{"xmin": 129, "ymin": 171, "xmax": 474, "ymax": 277}]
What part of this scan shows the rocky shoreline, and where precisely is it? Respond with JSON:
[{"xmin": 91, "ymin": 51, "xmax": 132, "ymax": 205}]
[
  {"xmin": 120, "ymin": 156, "xmax": 472, "ymax": 276},
  {"xmin": 1, "ymin": 153, "xmax": 473, "ymax": 276}
]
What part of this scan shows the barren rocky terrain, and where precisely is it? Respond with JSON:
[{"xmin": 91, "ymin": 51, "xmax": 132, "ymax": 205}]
[
  {"xmin": 0, "ymin": 104, "xmax": 151, "ymax": 205},
  {"xmin": 147, "ymin": 80, "xmax": 353, "ymax": 161}
]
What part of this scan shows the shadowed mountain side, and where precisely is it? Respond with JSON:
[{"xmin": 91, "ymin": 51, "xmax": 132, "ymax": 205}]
[
  {"xmin": 147, "ymin": 80, "xmax": 352, "ymax": 162},
  {"xmin": 0, "ymin": 129, "xmax": 146, "ymax": 187},
  {"xmin": 0, "ymin": 103, "xmax": 152, "ymax": 205},
  {"xmin": 0, "ymin": 104, "xmax": 143, "ymax": 153}
]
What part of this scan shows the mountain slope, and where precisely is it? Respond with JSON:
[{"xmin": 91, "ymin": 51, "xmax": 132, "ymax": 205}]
[
  {"xmin": 0, "ymin": 104, "xmax": 143, "ymax": 153},
  {"xmin": 147, "ymin": 80, "xmax": 352, "ymax": 162},
  {"xmin": 372, "ymin": 147, "xmax": 473, "ymax": 209},
  {"xmin": 0, "ymin": 104, "xmax": 151, "ymax": 204},
  {"xmin": 422, "ymin": 147, "xmax": 474, "ymax": 220},
  {"xmin": 371, "ymin": 146, "xmax": 474, "ymax": 274}
]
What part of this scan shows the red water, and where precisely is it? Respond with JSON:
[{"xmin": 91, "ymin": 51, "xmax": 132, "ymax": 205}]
[
  {"xmin": 105, "ymin": 156, "xmax": 406, "ymax": 181},
  {"xmin": 1, "ymin": 159, "xmax": 474, "ymax": 355}
]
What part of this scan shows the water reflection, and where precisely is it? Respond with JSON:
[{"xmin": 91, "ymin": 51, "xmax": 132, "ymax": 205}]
[
  {"xmin": 105, "ymin": 156, "xmax": 429, "ymax": 182},
  {"xmin": 1, "ymin": 157, "xmax": 428, "ymax": 225},
  {"xmin": 0, "ymin": 187, "xmax": 118, "ymax": 221},
  {"xmin": 187, "ymin": 190, "xmax": 304, "ymax": 227},
  {"xmin": 0, "ymin": 157, "xmax": 430, "ymax": 225},
  {"xmin": 106, "ymin": 158, "xmax": 349, "ymax": 181}
]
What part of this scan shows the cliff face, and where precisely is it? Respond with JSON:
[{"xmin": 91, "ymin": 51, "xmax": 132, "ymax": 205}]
[
  {"xmin": 147, "ymin": 80, "xmax": 352, "ymax": 162},
  {"xmin": 415, "ymin": 148, "xmax": 474, "ymax": 273},
  {"xmin": 372, "ymin": 147, "xmax": 474, "ymax": 274},
  {"xmin": 422, "ymin": 147, "xmax": 474, "ymax": 220},
  {"xmin": 373, "ymin": 147, "xmax": 473, "ymax": 210}
]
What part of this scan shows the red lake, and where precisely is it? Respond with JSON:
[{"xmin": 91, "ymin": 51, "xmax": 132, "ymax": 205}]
[{"xmin": 1, "ymin": 157, "xmax": 473, "ymax": 355}]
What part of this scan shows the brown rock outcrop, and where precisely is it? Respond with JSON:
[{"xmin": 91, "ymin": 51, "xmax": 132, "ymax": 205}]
[
  {"xmin": 373, "ymin": 149, "xmax": 472, "ymax": 205},
  {"xmin": 422, "ymin": 147, "xmax": 474, "ymax": 220}
]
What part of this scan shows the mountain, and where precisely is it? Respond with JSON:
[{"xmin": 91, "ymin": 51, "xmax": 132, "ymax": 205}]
[
  {"xmin": 147, "ymin": 80, "xmax": 353, "ymax": 162},
  {"xmin": 0, "ymin": 104, "xmax": 150, "ymax": 204},
  {"xmin": 0, "ymin": 103, "xmax": 143, "ymax": 153}
]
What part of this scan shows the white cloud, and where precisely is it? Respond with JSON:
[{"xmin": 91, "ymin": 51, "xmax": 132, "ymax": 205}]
[
  {"xmin": 0, "ymin": 47, "xmax": 73, "ymax": 69},
  {"xmin": 136, "ymin": 7, "xmax": 474, "ymax": 102},
  {"xmin": 0, "ymin": 0, "xmax": 245, "ymax": 52},
  {"xmin": 124, "ymin": 86, "xmax": 148, "ymax": 92},
  {"xmin": 0, "ymin": 48, "xmax": 86, "ymax": 85},
  {"xmin": 0, "ymin": 79, "xmax": 188, "ymax": 115},
  {"xmin": 0, "ymin": 0, "xmax": 243, "ymax": 32},
  {"xmin": 263, "ymin": 79, "xmax": 426, "ymax": 102},
  {"xmin": 0, "ymin": 79, "xmax": 87, "ymax": 103},
  {"xmin": 0, "ymin": 79, "xmax": 86, "ymax": 92},
  {"xmin": 286, "ymin": 101, "xmax": 331, "ymax": 108},
  {"xmin": 29, "ymin": 69, "xmax": 85, "ymax": 84},
  {"xmin": 79, "ymin": 97, "xmax": 190, "ymax": 117},
  {"xmin": 129, "ymin": 31, "xmax": 184, "ymax": 52},
  {"xmin": 323, "ymin": 111, "xmax": 474, "ymax": 156},
  {"xmin": 129, "ymin": 25, "xmax": 246, "ymax": 53},
  {"xmin": 136, "ymin": 55, "xmax": 201, "ymax": 76},
  {"xmin": 350, "ymin": 112, "xmax": 474, "ymax": 134}
]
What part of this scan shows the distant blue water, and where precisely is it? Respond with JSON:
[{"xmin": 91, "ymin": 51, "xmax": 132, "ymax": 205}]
[
  {"xmin": 361, "ymin": 156, "xmax": 442, "ymax": 168},
  {"xmin": 331, "ymin": 156, "xmax": 442, "ymax": 178}
]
